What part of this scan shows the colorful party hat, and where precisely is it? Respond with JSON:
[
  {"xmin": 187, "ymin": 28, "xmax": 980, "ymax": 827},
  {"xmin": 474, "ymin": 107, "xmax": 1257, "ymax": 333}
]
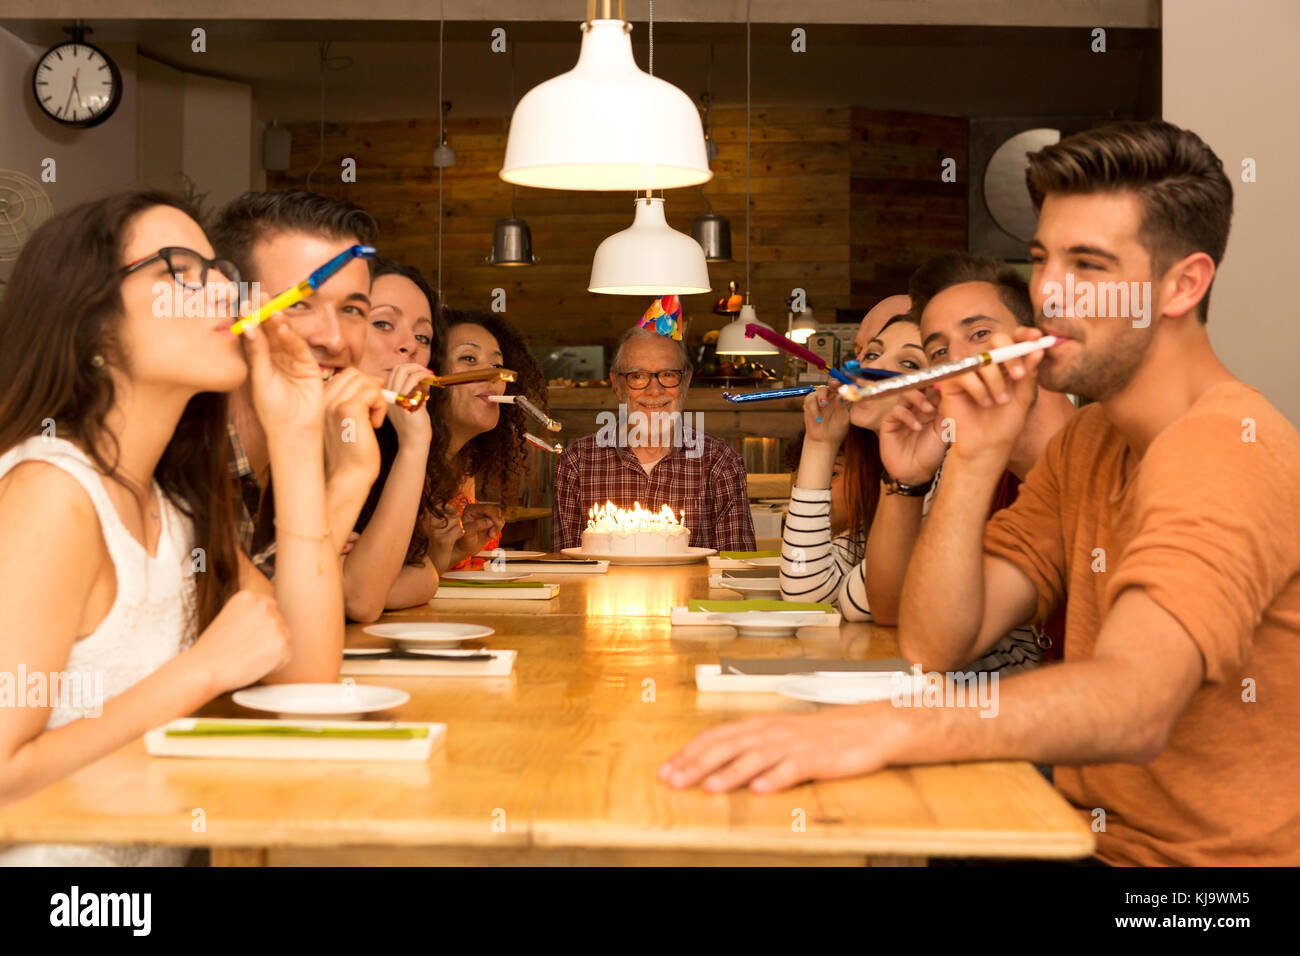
[{"xmin": 637, "ymin": 294, "xmax": 683, "ymax": 340}]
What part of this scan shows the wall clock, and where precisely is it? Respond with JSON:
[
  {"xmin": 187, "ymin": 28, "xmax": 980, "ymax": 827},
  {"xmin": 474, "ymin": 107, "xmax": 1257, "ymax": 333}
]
[{"xmin": 31, "ymin": 27, "xmax": 121, "ymax": 129}]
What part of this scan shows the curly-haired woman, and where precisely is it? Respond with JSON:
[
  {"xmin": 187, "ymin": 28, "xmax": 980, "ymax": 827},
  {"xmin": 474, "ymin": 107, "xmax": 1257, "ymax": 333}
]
[{"xmin": 425, "ymin": 309, "xmax": 549, "ymax": 572}]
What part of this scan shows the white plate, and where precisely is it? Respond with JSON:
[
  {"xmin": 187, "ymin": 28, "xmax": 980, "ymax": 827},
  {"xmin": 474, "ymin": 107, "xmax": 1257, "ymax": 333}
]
[
  {"xmin": 718, "ymin": 578, "xmax": 783, "ymax": 595},
  {"xmin": 232, "ymin": 683, "xmax": 410, "ymax": 720},
  {"xmin": 442, "ymin": 570, "xmax": 529, "ymax": 582},
  {"xmin": 742, "ymin": 556, "xmax": 782, "ymax": 568},
  {"xmin": 363, "ymin": 622, "xmax": 495, "ymax": 649},
  {"xmin": 342, "ymin": 647, "xmax": 390, "ymax": 657},
  {"xmin": 475, "ymin": 549, "xmax": 545, "ymax": 560},
  {"xmin": 561, "ymin": 546, "xmax": 716, "ymax": 566},
  {"xmin": 706, "ymin": 611, "xmax": 831, "ymax": 637},
  {"xmin": 776, "ymin": 675, "xmax": 907, "ymax": 705}
]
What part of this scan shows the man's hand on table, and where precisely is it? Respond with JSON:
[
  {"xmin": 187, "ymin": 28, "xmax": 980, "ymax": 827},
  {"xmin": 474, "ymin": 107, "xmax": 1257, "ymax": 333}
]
[{"xmin": 658, "ymin": 703, "xmax": 909, "ymax": 793}]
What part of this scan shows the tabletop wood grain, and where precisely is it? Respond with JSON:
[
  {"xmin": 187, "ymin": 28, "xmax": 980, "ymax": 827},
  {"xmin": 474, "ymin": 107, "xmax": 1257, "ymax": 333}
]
[{"xmin": 0, "ymin": 560, "xmax": 1093, "ymax": 865}]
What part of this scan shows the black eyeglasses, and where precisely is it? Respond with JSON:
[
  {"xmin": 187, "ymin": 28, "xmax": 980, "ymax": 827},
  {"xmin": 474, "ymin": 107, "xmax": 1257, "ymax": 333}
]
[
  {"xmin": 618, "ymin": 368, "xmax": 685, "ymax": 390},
  {"xmin": 121, "ymin": 247, "xmax": 240, "ymax": 290}
]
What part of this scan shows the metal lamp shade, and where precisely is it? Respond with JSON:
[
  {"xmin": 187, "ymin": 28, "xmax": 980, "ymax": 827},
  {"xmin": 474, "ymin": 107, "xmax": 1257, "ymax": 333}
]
[
  {"xmin": 433, "ymin": 142, "xmax": 457, "ymax": 168},
  {"xmin": 691, "ymin": 212, "xmax": 732, "ymax": 262},
  {"xmin": 487, "ymin": 217, "xmax": 537, "ymax": 267}
]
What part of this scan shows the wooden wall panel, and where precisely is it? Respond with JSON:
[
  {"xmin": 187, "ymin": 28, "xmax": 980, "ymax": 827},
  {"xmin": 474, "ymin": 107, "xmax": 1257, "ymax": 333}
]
[
  {"xmin": 265, "ymin": 106, "xmax": 965, "ymax": 347},
  {"xmin": 848, "ymin": 107, "xmax": 968, "ymax": 305}
]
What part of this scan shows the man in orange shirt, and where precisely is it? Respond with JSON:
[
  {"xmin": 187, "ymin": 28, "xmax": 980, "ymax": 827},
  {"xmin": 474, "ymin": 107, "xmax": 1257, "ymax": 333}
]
[{"xmin": 659, "ymin": 120, "xmax": 1300, "ymax": 866}]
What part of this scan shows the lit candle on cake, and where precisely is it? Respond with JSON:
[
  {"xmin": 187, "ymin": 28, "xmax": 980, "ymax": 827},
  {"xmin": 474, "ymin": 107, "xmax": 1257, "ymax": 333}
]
[{"xmin": 582, "ymin": 501, "xmax": 690, "ymax": 555}]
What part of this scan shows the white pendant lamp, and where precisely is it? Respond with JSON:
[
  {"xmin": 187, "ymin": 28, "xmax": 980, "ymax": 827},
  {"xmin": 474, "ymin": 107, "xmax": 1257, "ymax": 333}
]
[
  {"xmin": 500, "ymin": 0, "xmax": 712, "ymax": 191},
  {"xmin": 788, "ymin": 306, "xmax": 817, "ymax": 343},
  {"xmin": 589, "ymin": 196, "xmax": 711, "ymax": 295},
  {"xmin": 716, "ymin": 305, "xmax": 780, "ymax": 355}
]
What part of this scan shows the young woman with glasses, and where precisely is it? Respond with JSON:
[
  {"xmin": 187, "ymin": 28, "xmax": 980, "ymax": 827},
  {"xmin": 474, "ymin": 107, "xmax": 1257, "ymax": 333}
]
[{"xmin": 0, "ymin": 190, "xmax": 338, "ymax": 865}]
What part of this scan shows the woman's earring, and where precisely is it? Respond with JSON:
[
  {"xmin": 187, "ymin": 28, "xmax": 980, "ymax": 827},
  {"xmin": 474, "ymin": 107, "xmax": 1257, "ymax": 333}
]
[{"xmin": 90, "ymin": 355, "xmax": 105, "ymax": 368}]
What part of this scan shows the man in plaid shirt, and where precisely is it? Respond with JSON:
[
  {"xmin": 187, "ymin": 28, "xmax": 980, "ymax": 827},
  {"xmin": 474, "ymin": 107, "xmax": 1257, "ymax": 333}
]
[{"xmin": 551, "ymin": 326, "xmax": 756, "ymax": 552}]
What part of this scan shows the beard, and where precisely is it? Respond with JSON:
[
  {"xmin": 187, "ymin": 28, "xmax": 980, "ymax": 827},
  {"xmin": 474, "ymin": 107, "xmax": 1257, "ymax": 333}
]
[{"xmin": 1038, "ymin": 325, "xmax": 1155, "ymax": 400}]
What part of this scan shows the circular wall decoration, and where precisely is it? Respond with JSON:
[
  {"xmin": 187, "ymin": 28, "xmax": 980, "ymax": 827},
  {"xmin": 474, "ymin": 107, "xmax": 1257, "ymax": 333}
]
[{"xmin": 982, "ymin": 128, "xmax": 1061, "ymax": 242}]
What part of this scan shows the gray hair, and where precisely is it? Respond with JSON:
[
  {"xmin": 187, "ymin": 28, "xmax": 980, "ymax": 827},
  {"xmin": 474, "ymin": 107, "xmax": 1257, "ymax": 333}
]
[{"xmin": 610, "ymin": 325, "xmax": 694, "ymax": 379}]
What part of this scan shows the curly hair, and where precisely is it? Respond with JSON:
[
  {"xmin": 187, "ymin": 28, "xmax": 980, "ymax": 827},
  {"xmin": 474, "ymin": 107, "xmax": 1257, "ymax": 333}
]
[
  {"xmin": 432, "ymin": 308, "xmax": 549, "ymax": 509},
  {"xmin": 352, "ymin": 258, "xmax": 447, "ymax": 566}
]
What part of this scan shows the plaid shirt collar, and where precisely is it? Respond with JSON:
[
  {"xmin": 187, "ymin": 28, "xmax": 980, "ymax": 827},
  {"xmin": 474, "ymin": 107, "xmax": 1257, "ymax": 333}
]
[{"xmin": 227, "ymin": 418, "xmax": 277, "ymax": 575}]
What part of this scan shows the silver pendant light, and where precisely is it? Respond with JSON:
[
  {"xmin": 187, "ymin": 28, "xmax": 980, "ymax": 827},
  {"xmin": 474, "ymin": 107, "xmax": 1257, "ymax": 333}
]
[
  {"xmin": 433, "ymin": 100, "xmax": 456, "ymax": 168},
  {"xmin": 692, "ymin": 208, "xmax": 733, "ymax": 263},
  {"xmin": 691, "ymin": 47, "xmax": 732, "ymax": 263},
  {"xmin": 488, "ymin": 41, "xmax": 537, "ymax": 266},
  {"xmin": 433, "ymin": 7, "xmax": 455, "ymax": 170},
  {"xmin": 487, "ymin": 216, "xmax": 537, "ymax": 267}
]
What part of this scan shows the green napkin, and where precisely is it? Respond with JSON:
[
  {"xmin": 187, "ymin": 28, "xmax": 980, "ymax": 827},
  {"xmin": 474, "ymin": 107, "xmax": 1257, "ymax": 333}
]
[
  {"xmin": 718, "ymin": 550, "xmax": 780, "ymax": 560},
  {"xmin": 166, "ymin": 721, "xmax": 427, "ymax": 739},
  {"xmin": 688, "ymin": 598, "xmax": 833, "ymax": 613},
  {"xmin": 439, "ymin": 579, "xmax": 546, "ymax": 589}
]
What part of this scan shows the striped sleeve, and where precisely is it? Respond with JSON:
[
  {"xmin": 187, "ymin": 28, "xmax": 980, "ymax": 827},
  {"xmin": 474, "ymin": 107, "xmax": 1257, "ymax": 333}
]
[{"xmin": 779, "ymin": 487, "xmax": 872, "ymax": 620}]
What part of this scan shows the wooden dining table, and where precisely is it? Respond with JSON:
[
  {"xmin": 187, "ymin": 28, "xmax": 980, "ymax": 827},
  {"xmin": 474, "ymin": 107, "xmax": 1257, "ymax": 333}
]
[{"xmin": 0, "ymin": 559, "xmax": 1093, "ymax": 866}]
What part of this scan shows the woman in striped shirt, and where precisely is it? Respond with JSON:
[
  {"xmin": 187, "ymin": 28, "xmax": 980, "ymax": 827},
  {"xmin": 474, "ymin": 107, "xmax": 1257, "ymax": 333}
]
[
  {"xmin": 780, "ymin": 313, "xmax": 1043, "ymax": 676},
  {"xmin": 780, "ymin": 315, "xmax": 925, "ymax": 618}
]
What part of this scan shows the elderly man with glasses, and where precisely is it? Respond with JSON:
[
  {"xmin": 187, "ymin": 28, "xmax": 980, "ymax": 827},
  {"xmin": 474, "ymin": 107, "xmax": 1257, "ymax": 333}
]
[{"xmin": 550, "ymin": 325, "xmax": 757, "ymax": 552}]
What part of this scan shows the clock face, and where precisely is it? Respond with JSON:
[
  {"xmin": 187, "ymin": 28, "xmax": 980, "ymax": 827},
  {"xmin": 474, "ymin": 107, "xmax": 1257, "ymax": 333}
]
[{"xmin": 32, "ymin": 41, "xmax": 121, "ymax": 129}]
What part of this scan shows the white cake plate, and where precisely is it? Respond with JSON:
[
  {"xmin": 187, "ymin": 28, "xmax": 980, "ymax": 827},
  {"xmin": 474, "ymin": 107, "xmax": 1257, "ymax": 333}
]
[{"xmin": 561, "ymin": 546, "xmax": 716, "ymax": 567}]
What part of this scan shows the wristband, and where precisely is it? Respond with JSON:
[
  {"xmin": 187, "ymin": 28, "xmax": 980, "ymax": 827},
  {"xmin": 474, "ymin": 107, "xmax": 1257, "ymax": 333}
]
[{"xmin": 881, "ymin": 468, "xmax": 934, "ymax": 498}]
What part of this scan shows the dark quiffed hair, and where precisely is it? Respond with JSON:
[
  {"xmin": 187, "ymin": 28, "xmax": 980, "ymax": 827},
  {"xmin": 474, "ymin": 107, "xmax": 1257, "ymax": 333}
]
[
  {"xmin": 354, "ymin": 259, "xmax": 448, "ymax": 566},
  {"xmin": 0, "ymin": 189, "xmax": 240, "ymax": 633},
  {"xmin": 907, "ymin": 252, "xmax": 1034, "ymax": 328},
  {"xmin": 433, "ymin": 309, "xmax": 549, "ymax": 510},
  {"xmin": 1026, "ymin": 120, "xmax": 1232, "ymax": 323},
  {"xmin": 208, "ymin": 189, "xmax": 379, "ymax": 283}
]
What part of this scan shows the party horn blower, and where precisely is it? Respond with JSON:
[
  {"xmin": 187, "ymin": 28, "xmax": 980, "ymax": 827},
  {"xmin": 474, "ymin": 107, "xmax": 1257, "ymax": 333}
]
[
  {"xmin": 722, "ymin": 385, "xmax": 817, "ymax": 403},
  {"xmin": 488, "ymin": 394, "xmax": 562, "ymax": 431},
  {"xmin": 525, "ymin": 433, "xmax": 564, "ymax": 454},
  {"xmin": 742, "ymin": 324, "xmax": 898, "ymax": 386},
  {"xmin": 231, "ymin": 244, "xmax": 377, "ymax": 334},
  {"xmin": 837, "ymin": 336, "xmax": 1059, "ymax": 403}
]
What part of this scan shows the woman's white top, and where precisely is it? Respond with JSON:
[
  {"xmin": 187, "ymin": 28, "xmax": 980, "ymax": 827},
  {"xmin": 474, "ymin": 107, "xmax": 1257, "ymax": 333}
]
[{"xmin": 0, "ymin": 436, "xmax": 197, "ymax": 867}]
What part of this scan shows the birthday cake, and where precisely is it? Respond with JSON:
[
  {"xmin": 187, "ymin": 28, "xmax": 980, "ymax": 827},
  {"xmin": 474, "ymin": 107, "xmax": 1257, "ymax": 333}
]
[{"xmin": 582, "ymin": 501, "xmax": 690, "ymax": 555}]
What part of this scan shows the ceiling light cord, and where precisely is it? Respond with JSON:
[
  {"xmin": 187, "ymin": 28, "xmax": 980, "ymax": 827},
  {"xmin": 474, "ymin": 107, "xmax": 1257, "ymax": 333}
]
[
  {"xmin": 437, "ymin": 0, "xmax": 445, "ymax": 299},
  {"xmin": 745, "ymin": 0, "xmax": 751, "ymax": 302},
  {"xmin": 637, "ymin": 0, "xmax": 655, "ymax": 207},
  {"xmin": 305, "ymin": 41, "xmax": 327, "ymax": 188},
  {"xmin": 509, "ymin": 41, "xmax": 517, "ymax": 216}
]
